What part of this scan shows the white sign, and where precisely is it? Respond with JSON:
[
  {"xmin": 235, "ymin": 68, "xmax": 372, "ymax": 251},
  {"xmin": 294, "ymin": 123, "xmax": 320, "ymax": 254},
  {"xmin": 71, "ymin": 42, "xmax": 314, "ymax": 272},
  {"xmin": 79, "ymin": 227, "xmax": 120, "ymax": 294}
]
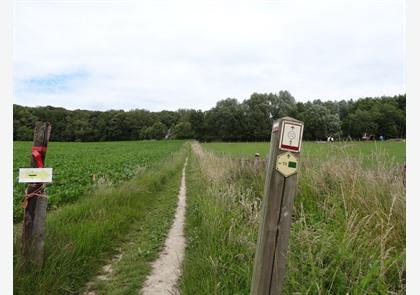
[
  {"xmin": 19, "ymin": 168, "xmax": 53, "ymax": 183},
  {"xmin": 279, "ymin": 120, "xmax": 304, "ymax": 152}
]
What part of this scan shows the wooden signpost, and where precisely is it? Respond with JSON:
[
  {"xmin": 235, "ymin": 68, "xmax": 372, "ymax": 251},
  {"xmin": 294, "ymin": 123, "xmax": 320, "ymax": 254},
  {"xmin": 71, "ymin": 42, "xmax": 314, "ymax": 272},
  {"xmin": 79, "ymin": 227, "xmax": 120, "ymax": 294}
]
[
  {"xmin": 20, "ymin": 122, "xmax": 52, "ymax": 269},
  {"xmin": 251, "ymin": 117, "xmax": 304, "ymax": 295}
]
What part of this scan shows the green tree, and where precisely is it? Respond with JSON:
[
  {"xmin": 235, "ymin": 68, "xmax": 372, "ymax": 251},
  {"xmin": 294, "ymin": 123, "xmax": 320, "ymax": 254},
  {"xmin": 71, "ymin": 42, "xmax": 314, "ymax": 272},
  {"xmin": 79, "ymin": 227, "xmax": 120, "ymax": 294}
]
[
  {"xmin": 243, "ymin": 93, "xmax": 271, "ymax": 141},
  {"xmin": 344, "ymin": 109, "xmax": 378, "ymax": 138},
  {"xmin": 301, "ymin": 104, "xmax": 341, "ymax": 140},
  {"xmin": 204, "ymin": 98, "xmax": 245, "ymax": 141},
  {"xmin": 13, "ymin": 105, "xmax": 37, "ymax": 140},
  {"xmin": 373, "ymin": 103, "xmax": 404, "ymax": 138},
  {"xmin": 269, "ymin": 90, "xmax": 297, "ymax": 119},
  {"xmin": 143, "ymin": 122, "xmax": 167, "ymax": 139},
  {"xmin": 172, "ymin": 121, "xmax": 194, "ymax": 139}
]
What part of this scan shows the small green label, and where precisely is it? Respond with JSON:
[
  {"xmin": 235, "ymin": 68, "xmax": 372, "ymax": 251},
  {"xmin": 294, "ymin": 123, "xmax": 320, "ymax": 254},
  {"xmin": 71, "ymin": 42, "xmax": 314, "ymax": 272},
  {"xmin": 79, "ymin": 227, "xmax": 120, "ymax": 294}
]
[{"xmin": 288, "ymin": 161, "xmax": 297, "ymax": 168}]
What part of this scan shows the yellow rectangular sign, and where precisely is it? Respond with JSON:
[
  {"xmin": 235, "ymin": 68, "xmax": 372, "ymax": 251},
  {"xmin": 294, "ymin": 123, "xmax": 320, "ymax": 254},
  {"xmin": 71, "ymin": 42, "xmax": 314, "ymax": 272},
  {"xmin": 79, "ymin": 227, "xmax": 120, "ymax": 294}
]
[{"xmin": 18, "ymin": 168, "xmax": 53, "ymax": 183}]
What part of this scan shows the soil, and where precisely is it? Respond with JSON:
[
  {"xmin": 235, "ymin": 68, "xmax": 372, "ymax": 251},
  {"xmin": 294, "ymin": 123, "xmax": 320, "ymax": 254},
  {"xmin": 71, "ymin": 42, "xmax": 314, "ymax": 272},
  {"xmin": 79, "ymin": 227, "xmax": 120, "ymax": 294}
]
[{"xmin": 140, "ymin": 158, "xmax": 188, "ymax": 295}]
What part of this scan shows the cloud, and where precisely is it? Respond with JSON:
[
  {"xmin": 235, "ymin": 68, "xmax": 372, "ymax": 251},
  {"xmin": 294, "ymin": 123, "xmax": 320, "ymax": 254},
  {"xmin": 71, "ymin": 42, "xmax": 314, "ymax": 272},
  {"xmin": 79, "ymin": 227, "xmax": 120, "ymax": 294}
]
[{"xmin": 13, "ymin": 0, "xmax": 405, "ymax": 111}]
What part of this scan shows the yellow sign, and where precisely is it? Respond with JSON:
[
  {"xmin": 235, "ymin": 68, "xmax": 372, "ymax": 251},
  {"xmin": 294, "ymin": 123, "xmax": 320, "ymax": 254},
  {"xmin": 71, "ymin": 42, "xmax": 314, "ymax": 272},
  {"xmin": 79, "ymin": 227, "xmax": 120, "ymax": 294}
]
[
  {"xmin": 19, "ymin": 168, "xmax": 53, "ymax": 183},
  {"xmin": 275, "ymin": 152, "xmax": 298, "ymax": 177}
]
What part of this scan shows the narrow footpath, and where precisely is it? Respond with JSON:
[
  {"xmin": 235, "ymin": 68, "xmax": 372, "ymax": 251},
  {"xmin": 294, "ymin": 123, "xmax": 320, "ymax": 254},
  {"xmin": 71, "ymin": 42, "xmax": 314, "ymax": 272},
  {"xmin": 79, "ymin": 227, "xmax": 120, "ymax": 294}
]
[{"xmin": 140, "ymin": 157, "xmax": 188, "ymax": 295}]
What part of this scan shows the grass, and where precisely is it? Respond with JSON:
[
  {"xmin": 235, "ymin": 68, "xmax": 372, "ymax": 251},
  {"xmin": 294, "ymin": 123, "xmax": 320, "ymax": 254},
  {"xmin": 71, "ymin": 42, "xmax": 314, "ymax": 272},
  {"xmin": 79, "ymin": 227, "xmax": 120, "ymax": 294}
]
[
  {"xmin": 13, "ymin": 140, "xmax": 406, "ymax": 294},
  {"xmin": 180, "ymin": 143, "xmax": 264, "ymax": 294},
  {"xmin": 203, "ymin": 140, "xmax": 406, "ymax": 166},
  {"xmin": 13, "ymin": 140, "xmax": 185, "ymax": 222},
  {"xmin": 86, "ymin": 157, "xmax": 186, "ymax": 295},
  {"xmin": 180, "ymin": 142, "xmax": 405, "ymax": 294},
  {"xmin": 13, "ymin": 144, "xmax": 188, "ymax": 295}
]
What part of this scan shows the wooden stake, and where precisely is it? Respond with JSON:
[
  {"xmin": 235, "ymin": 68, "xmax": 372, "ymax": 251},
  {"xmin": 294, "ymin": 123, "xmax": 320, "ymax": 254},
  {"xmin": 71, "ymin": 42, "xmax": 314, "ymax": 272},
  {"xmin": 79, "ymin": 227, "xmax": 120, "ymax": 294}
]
[
  {"xmin": 22, "ymin": 122, "xmax": 51, "ymax": 269},
  {"xmin": 254, "ymin": 153, "xmax": 261, "ymax": 173},
  {"xmin": 251, "ymin": 117, "xmax": 304, "ymax": 295}
]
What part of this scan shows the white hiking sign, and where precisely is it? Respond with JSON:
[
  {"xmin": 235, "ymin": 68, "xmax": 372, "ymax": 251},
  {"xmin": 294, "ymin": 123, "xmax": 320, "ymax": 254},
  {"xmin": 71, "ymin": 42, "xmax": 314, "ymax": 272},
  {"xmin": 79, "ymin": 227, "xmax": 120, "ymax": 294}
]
[
  {"xmin": 19, "ymin": 168, "xmax": 53, "ymax": 183},
  {"xmin": 279, "ymin": 120, "xmax": 304, "ymax": 152}
]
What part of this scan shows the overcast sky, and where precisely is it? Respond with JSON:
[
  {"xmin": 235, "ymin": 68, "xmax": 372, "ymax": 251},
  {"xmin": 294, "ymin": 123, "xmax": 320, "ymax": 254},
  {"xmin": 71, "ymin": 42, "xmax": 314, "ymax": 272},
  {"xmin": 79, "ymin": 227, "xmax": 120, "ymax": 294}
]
[{"xmin": 13, "ymin": 0, "xmax": 405, "ymax": 111}]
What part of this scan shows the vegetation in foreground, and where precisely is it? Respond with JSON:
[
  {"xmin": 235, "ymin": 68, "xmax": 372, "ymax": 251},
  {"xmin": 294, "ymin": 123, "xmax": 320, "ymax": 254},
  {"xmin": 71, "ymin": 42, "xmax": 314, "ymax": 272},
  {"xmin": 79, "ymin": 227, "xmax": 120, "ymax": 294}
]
[
  {"xmin": 180, "ymin": 142, "xmax": 405, "ymax": 294},
  {"xmin": 14, "ymin": 145, "xmax": 187, "ymax": 295},
  {"xmin": 13, "ymin": 140, "xmax": 184, "ymax": 222}
]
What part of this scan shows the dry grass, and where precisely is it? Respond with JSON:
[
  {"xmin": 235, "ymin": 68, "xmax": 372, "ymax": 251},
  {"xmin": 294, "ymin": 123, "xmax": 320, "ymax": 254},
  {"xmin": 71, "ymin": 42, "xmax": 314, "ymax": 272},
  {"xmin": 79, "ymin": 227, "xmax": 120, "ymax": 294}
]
[{"xmin": 181, "ymin": 142, "xmax": 405, "ymax": 294}]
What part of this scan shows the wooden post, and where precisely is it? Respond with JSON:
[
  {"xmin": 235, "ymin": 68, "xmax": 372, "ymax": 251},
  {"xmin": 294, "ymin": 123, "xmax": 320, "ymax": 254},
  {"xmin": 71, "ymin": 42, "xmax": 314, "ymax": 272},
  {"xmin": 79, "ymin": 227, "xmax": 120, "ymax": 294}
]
[
  {"xmin": 254, "ymin": 153, "xmax": 260, "ymax": 173},
  {"xmin": 22, "ymin": 122, "xmax": 51, "ymax": 269},
  {"xmin": 251, "ymin": 117, "xmax": 304, "ymax": 295}
]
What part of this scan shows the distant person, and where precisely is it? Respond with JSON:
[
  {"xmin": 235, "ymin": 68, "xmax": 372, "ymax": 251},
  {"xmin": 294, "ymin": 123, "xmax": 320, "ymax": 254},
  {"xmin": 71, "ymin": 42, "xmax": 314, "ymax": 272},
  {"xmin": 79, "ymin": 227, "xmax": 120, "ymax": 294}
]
[{"xmin": 379, "ymin": 135, "xmax": 384, "ymax": 141}]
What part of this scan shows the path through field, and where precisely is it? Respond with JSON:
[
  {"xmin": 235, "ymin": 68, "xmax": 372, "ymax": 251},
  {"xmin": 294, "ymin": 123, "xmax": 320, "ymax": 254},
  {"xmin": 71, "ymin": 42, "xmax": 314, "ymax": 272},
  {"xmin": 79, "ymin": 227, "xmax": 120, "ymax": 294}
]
[{"xmin": 140, "ymin": 157, "xmax": 188, "ymax": 295}]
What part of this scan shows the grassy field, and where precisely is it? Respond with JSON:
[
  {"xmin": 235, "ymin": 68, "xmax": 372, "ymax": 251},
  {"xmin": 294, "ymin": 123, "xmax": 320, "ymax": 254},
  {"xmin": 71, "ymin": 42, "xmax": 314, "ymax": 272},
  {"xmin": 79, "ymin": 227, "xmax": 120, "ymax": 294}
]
[
  {"xmin": 14, "ymin": 143, "xmax": 188, "ymax": 295},
  {"xmin": 13, "ymin": 140, "xmax": 185, "ymax": 222},
  {"xmin": 204, "ymin": 140, "xmax": 406, "ymax": 166},
  {"xmin": 181, "ymin": 141, "xmax": 405, "ymax": 294},
  {"xmin": 13, "ymin": 140, "xmax": 406, "ymax": 294}
]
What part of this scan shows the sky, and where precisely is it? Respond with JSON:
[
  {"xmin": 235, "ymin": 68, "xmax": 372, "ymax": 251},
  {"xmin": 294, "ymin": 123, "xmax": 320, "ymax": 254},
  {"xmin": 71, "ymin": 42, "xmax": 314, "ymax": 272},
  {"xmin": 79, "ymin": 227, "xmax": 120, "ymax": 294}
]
[{"xmin": 13, "ymin": 0, "xmax": 405, "ymax": 112}]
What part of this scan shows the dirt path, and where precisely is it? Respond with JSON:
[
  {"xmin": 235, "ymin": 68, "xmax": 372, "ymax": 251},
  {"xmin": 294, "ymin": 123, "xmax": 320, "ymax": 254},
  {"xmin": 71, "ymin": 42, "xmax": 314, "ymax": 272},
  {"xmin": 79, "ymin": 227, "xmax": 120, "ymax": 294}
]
[
  {"xmin": 140, "ymin": 157, "xmax": 188, "ymax": 295},
  {"xmin": 83, "ymin": 249, "xmax": 123, "ymax": 295}
]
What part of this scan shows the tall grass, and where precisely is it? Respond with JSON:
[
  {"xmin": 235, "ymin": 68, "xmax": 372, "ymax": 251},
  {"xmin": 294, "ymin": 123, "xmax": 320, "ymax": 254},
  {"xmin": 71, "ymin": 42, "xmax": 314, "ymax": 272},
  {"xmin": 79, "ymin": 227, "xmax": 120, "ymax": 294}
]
[
  {"xmin": 14, "ymin": 146, "xmax": 188, "ymax": 295},
  {"xmin": 180, "ymin": 142, "xmax": 405, "ymax": 294}
]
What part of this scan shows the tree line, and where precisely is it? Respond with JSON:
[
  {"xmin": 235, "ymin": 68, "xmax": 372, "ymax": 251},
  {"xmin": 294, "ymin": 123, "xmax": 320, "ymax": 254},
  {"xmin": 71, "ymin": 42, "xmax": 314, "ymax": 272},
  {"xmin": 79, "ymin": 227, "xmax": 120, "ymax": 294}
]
[{"xmin": 13, "ymin": 91, "xmax": 405, "ymax": 142}]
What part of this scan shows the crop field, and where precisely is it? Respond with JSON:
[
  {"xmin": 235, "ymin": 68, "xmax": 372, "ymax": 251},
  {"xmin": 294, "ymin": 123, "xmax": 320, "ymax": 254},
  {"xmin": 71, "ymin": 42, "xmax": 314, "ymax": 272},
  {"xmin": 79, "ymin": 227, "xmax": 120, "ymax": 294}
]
[{"xmin": 13, "ymin": 140, "xmax": 184, "ymax": 222}]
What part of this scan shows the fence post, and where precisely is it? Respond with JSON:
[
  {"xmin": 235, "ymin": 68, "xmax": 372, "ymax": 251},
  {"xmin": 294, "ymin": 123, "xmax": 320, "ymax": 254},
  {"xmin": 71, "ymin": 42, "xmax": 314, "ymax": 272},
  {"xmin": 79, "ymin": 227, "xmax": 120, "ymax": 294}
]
[
  {"xmin": 21, "ymin": 121, "xmax": 51, "ymax": 269},
  {"xmin": 254, "ymin": 153, "xmax": 260, "ymax": 172},
  {"xmin": 251, "ymin": 117, "xmax": 304, "ymax": 295}
]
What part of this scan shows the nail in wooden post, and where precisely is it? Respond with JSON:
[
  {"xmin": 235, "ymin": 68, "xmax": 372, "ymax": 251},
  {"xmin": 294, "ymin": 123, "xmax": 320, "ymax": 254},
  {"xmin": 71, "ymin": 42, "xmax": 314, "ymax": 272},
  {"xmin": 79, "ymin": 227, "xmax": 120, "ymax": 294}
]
[
  {"xmin": 251, "ymin": 117, "xmax": 304, "ymax": 295},
  {"xmin": 22, "ymin": 121, "xmax": 51, "ymax": 269}
]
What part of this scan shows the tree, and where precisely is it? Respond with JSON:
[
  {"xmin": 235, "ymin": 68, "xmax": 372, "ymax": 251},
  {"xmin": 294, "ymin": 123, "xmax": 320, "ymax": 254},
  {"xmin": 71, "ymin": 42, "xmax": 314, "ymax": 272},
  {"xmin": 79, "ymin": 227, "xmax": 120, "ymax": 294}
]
[
  {"xmin": 172, "ymin": 121, "xmax": 194, "ymax": 139},
  {"xmin": 243, "ymin": 93, "xmax": 272, "ymax": 141},
  {"xmin": 12, "ymin": 93, "xmax": 405, "ymax": 142},
  {"xmin": 143, "ymin": 122, "xmax": 167, "ymax": 139},
  {"xmin": 188, "ymin": 110, "xmax": 205, "ymax": 140},
  {"xmin": 372, "ymin": 103, "xmax": 404, "ymax": 138},
  {"xmin": 269, "ymin": 90, "xmax": 297, "ymax": 119},
  {"xmin": 107, "ymin": 111, "xmax": 127, "ymax": 140},
  {"xmin": 344, "ymin": 109, "xmax": 378, "ymax": 138},
  {"xmin": 204, "ymin": 98, "xmax": 244, "ymax": 141},
  {"xmin": 13, "ymin": 105, "xmax": 37, "ymax": 140},
  {"xmin": 301, "ymin": 104, "xmax": 341, "ymax": 140}
]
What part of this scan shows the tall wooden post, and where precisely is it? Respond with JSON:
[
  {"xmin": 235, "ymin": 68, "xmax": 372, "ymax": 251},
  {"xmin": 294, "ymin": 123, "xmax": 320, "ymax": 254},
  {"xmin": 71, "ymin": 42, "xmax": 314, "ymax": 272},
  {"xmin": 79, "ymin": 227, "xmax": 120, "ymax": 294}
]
[
  {"xmin": 22, "ymin": 122, "xmax": 51, "ymax": 269},
  {"xmin": 251, "ymin": 117, "xmax": 304, "ymax": 295}
]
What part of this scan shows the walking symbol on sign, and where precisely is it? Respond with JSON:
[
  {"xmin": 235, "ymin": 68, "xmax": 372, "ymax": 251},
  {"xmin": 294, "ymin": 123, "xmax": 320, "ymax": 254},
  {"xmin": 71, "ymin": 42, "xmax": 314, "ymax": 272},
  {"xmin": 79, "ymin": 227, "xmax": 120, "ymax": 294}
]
[{"xmin": 279, "ymin": 120, "xmax": 304, "ymax": 152}]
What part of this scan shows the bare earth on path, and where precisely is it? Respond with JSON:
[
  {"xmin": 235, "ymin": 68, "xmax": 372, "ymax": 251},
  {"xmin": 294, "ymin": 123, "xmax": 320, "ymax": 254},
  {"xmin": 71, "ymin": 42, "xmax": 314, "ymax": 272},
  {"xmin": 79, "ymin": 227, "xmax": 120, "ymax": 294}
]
[
  {"xmin": 140, "ymin": 157, "xmax": 189, "ymax": 295},
  {"xmin": 83, "ymin": 248, "xmax": 123, "ymax": 295}
]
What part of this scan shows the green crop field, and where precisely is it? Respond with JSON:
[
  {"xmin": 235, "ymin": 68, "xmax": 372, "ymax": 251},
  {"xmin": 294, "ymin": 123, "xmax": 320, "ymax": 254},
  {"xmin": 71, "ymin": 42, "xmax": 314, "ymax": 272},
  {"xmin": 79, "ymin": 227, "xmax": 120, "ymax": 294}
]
[
  {"xmin": 204, "ymin": 140, "xmax": 406, "ymax": 166},
  {"xmin": 13, "ymin": 140, "xmax": 185, "ymax": 222}
]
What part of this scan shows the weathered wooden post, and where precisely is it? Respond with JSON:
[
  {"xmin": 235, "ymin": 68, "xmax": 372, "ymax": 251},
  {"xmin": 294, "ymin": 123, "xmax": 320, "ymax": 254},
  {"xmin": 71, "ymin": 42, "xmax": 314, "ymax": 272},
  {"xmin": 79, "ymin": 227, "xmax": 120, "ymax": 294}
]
[
  {"xmin": 254, "ymin": 153, "xmax": 261, "ymax": 173},
  {"xmin": 21, "ymin": 122, "xmax": 51, "ymax": 269},
  {"xmin": 251, "ymin": 117, "xmax": 304, "ymax": 295}
]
